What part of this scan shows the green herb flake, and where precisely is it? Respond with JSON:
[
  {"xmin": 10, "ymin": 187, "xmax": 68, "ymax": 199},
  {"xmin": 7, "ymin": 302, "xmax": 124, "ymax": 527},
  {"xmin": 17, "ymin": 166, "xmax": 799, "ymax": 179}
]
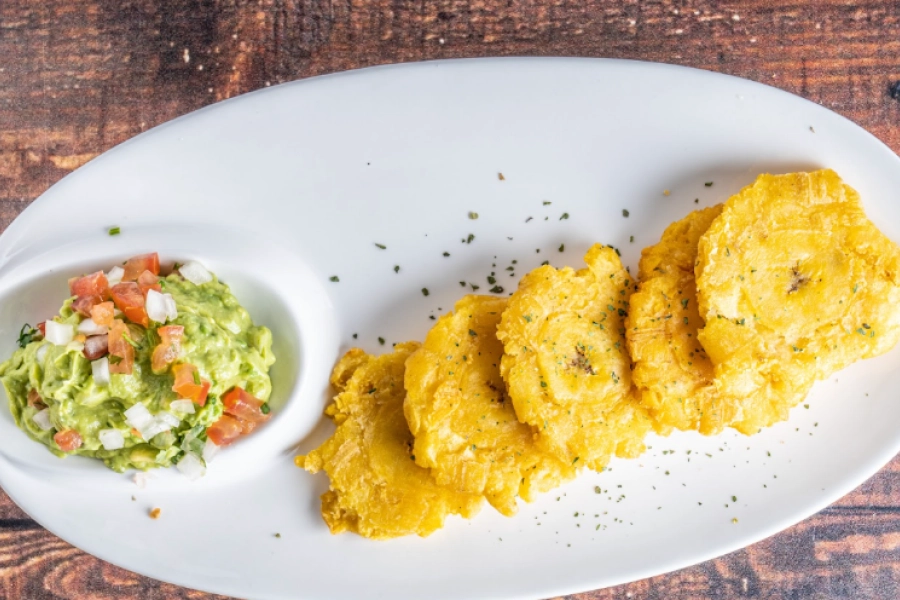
[
  {"xmin": 467, "ymin": 234, "xmax": 475, "ymax": 244},
  {"xmin": 489, "ymin": 285, "xmax": 504, "ymax": 294},
  {"xmin": 122, "ymin": 332, "xmax": 141, "ymax": 349},
  {"xmin": 468, "ymin": 329, "xmax": 477, "ymax": 337},
  {"xmin": 622, "ymin": 209, "xmax": 630, "ymax": 218},
  {"xmin": 192, "ymin": 370, "xmax": 201, "ymax": 385},
  {"xmin": 560, "ymin": 212, "xmax": 570, "ymax": 220},
  {"xmin": 705, "ymin": 181, "xmax": 714, "ymax": 187},
  {"xmin": 378, "ymin": 337, "xmax": 385, "ymax": 345},
  {"xmin": 543, "ymin": 201, "xmax": 552, "ymax": 205},
  {"xmin": 329, "ymin": 276, "xmax": 340, "ymax": 282},
  {"xmin": 375, "ymin": 243, "xmax": 387, "ymax": 250},
  {"xmin": 108, "ymin": 226, "xmax": 121, "ymax": 236},
  {"xmin": 422, "ymin": 288, "xmax": 430, "ymax": 296},
  {"xmin": 487, "ymin": 276, "xmax": 496, "ymax": 284},
  {"xmin": 443, "ymin": 252, "xmax": 450, "ymax": 257},
  {"xmin": 260, "ymin": 403, "xmax": 271, "ymax": 415},
  {"xmin": 468, "ymin": 211, "xmax": 479, "ymax": 220},
  {"xmin": 558, "ymin": 244, "xmax": 565, "ymax": 252},
  {"xmin": 540, "ymin": 381, "xmax": 547, "ymax": 388},
  {"xmin": 16, "ymin": 324, "xmax": 38, "ymax": 348},
  {"xmin": 394, "ymin": 265, "xmax": 400, "ymax": 273},
  {"xmin": 681, "ymin": 298, "xmax": 689, "ymax": 309},
  {"xmin": 630, "ymin": 235, "xmax": 634, "ymax": 243}
]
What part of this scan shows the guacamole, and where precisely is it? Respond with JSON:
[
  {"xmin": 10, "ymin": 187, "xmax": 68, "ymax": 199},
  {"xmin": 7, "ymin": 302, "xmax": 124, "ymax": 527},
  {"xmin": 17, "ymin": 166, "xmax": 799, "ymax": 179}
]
[{"xmin": 0, "ymin": 259, "xmax": 275, "ymax": 474}]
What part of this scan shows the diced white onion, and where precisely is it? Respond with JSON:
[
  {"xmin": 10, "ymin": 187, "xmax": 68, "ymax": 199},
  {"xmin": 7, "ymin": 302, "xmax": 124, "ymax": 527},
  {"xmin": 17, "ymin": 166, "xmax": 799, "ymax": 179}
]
[
  {"xmin": 145, "ymin": 289, "xmax": 169, "ymax": 323},
  {"xmin": 163, "ymin": 294, "xmax": 177, "ymax": 321},
  {"xmin": 113, "ymin": 308, "xmax": 123, "ymax": 317},
  {"xmin": 169, "ymin": 399, "xmax": 195, "ymax": 415},
  {"xmin": 133, "ymin": 472, "xmax": 152, "ymax": 488},
  {"xmin": 35, "ymin": 344, "xmax": 48, "ymax": 363},
  {"xmin": 32, "ymin": 409, "xmax": 53, "ymax": 431},
  {"xmin": 45, "ymin": 320, "xmax": 74, "ymax": 346},
  {"xmin": 180, "ymin": 261, "xmax": 212, "ymax": 285},
  {"xmin": 91, "ymin": 357, "xmax": 110, "ymax": 386},
  {"xmin": 98, "ymin": 428, "xmax": 125, "ymax": 450},
  {"xmin": 176, "ymin": 452, "xmax": 206, "ymax": 481},
  {"xmin": 77, "ymin": 317, "xmax": 108, "ymax": 336},
  {"xmin": 124, "ymin": 403, "xmax": 154, "ymax": 430},
  {"xmin": 107, "ymin": 266, "xmax": 124, "ymax": 286},
  {"xmin": 202, "ymin": 438, "xmax": 220, "ymax": 463},
  {"xmin": 138, "ymin": 420, "xmax": 170, "ymax": 440},
  {"xmin": 156, "ymin": 411, "xmax": 181, "ymax": 429}
]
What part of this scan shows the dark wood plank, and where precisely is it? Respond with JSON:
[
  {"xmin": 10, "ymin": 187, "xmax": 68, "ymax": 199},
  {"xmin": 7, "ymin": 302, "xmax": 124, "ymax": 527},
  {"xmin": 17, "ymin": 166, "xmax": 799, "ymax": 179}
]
[{"xmin": 1, "ymin": 0, "xmax": 899, "ymax": 598}]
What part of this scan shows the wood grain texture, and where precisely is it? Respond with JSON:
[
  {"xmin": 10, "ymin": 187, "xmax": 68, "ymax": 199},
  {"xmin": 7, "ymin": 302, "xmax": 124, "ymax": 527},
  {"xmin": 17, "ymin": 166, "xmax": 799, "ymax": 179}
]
[{"xmin": 1, "ymin": 0, "xmax": 900, "ymax": 598}]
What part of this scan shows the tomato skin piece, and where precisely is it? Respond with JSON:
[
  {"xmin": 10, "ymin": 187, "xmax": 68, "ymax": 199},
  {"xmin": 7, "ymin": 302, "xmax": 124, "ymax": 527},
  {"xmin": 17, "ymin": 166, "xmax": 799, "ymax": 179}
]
[
  {"xmin": 83, "ymin": 334, "xmax": 109, "ymax": 360},
  {"xmin": 72, "ymin": 294, "xmax": 102, "ymax": 317},
  {"xmin": 27, "ymin": 389, "xmax": 46, "ymax": 409},
  {"xmin": 107, "ymin": 319, "xmax": 134, "ymax": 374},
  {"xmin": 151, "ymin": 325, "xmax": 184, "ymax": 373},
  {"xmin": 37, "ymin": 322, "xmax": 46, "ymax": 336},
  {"xmin": 222, "ymin": 387, "xmax": 270, "ymax": 424},
  {"xmin": 207, "ymin": 414, "xmax": 243, "ymax": 446},
  {"xmin": 123, "ymin": 253, "xmax": 160, "ymax": 282},
  {"xmin": 54, "ymin": 429, "xmax": 83, "ymax": 452},
  {"xmin": 90, "ymin": 301, "xmax": 115, "ymax": 327},
  {"xmin": 171, "ymin": 363, "xmax": 210, "ymax": 406},
  {"xmin": 69, "ymin": 271, "xmax": 110, "ymax": 300},
  {"xmin": 137, "ymin": 270, "xmax": 161, "ymax": 296},
  {"xmin": 110, "ymin": 282, "xmax": 149, "ymax": 327}
]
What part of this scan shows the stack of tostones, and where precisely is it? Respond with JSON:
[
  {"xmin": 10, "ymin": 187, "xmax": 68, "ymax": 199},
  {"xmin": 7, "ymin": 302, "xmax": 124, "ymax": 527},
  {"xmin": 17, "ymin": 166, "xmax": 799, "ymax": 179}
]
[
  {"xmin": 295, "ymin": 343, "xmax": 482, "ymax": 539},
  {"xmin": 404, "ymin": 295, "xmax": 576, "ymax": 517},
  {"xmin": 629, "ymin": 169, "xmax": 900, "ymax": 436},
  {"xmin": 298, "ymin": 169, "xmax": 900, "ymax": 539},
  {"xmin": 496, "ymin": 244, "xmax": 651, "ymax": 471}
]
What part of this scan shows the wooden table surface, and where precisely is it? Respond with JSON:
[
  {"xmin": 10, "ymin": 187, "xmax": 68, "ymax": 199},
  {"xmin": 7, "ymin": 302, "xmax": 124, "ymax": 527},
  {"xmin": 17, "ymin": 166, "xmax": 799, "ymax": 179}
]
[{"xmin": 1, "ymin": 0, "xmax": 900, "ymax": 598}]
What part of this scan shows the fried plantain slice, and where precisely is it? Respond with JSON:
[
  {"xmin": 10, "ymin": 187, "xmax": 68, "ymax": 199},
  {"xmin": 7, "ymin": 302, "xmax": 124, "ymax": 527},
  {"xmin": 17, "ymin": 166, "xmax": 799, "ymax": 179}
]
[
  {"xmin": 497, "ymin": 244, "xmax": 651, "ymax": 471},
  {"xmin": 627, "ymin": 205, "xmax": 737, "ymax": 435},
  {"xmin": 296, "ymin": 342, "xmax": 482, "ymax": 539},
  {"xmin": 696, "ymin": 170, "xmax": 900, "ymax": 433},
  {"xmin": 404, "ymin": 295, "xmax": 576, "ymax": 517},
  {"xmin": 638, "ymin": 204, "xmax": 723, "ymax": 280}
]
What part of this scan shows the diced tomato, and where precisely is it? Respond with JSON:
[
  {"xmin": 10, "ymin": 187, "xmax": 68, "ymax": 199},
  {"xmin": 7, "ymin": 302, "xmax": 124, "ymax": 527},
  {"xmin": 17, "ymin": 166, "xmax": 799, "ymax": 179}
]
[
  {"xmin": 137, "ymin": 270, "xmax": 161, "ymax": 296},
  {"xmin": 90, "ymin": 301, "xmax": 115, "ymax": 327},
  {"xmin": 222, "ymin": 387, "xmax": 271, "ymax": 425},
  {"xmin": 151, "ymin": 325, "xmax": 184, "ymax": 373},
  {"xmin": 110, "ymin": 282, "xmax": 149, "ymax": 327},
  {"xmin": 69, "ymin": 271, "xmax": 110, "ymax": 300},
  {"xmin": 107, "ymin": 319, "xmax": 134, "ymax": 375},
  {"xmin": 73, "ymin": 294, "xmax": 102, "ymax": 317},
  {"xmin": 172, "ymin": 363, "xmax": 210, "ymax": 406},
  {"xmin": 206, "ymin": 414, "xmax": 243, "ymax": 446},
  {"xmin": 27, "ymin": 389, "xmax": 46, "ymax": 410},
  {"xmin": 122, "ymin": 253, "xmax": 160, "ymax": 282},
  {"xmin": 54, "ymin": 429, "xmax": 83, "ymax": 452},
  {"xmin": 37, "ymin": 322, "xmax": 46, "ymax": 336},
  {"xmin": 83, "ymin": 334, "xmax": 109, "ymax": 360}
]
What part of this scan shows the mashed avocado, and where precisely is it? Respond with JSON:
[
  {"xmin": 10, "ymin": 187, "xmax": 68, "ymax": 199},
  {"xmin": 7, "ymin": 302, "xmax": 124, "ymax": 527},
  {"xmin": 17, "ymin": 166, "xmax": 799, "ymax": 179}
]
[{"xmin": 0, "ymin": 270, "xmax": 275, "ymax": 473}]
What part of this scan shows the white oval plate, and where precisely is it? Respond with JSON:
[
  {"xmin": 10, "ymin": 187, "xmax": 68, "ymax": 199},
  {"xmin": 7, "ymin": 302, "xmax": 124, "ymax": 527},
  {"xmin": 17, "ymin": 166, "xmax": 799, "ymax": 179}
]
[{"xmin": 0, "ymin": 58, "xmax": 898, "ymax": 600}]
